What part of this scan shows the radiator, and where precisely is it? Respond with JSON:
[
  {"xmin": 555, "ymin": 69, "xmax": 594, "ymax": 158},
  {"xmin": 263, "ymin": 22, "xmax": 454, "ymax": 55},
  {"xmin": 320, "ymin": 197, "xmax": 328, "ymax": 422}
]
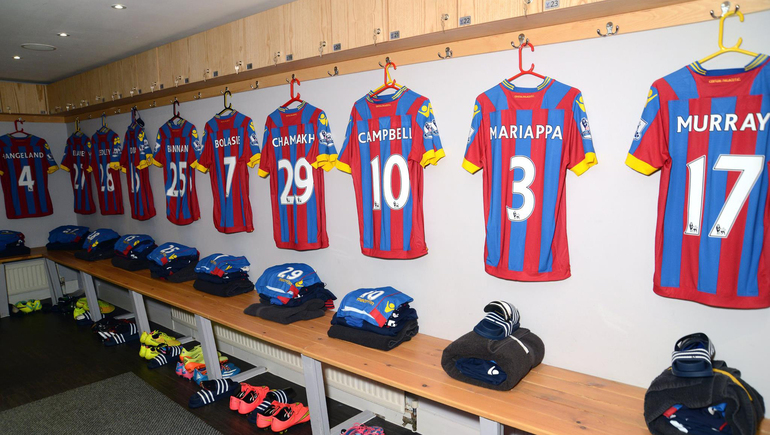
[
  {"xmin": 171, "ymin": 307, "xmax": 404, "ymax": 411},
  {"xmin": 4, "ymin": 259, "xmax": 48, "ymax": 296}
]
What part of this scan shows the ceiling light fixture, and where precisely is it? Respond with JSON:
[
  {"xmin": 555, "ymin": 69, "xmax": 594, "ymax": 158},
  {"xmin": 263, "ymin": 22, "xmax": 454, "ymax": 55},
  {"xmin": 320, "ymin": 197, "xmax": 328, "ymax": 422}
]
[
  {"xmin": 111, "ymin": 4, "xmax": 126, "ymax": 9},
  {"xmin": 58, "ymin": 32, "xmax": 69, "ymax": 37},
  {"xmin": 21, "ymin": 43, "xmax": 57, "ymax": 51},
  {"xmin": 13, "ymin": 55, "xmax": 21, "ymax": 60}
]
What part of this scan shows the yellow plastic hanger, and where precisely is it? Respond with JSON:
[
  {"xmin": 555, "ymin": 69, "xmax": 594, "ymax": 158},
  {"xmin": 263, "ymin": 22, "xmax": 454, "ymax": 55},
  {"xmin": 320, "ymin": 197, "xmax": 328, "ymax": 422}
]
[{"xmin": 698, "ymin": 4, "xmax": 757, "ymax": 64}]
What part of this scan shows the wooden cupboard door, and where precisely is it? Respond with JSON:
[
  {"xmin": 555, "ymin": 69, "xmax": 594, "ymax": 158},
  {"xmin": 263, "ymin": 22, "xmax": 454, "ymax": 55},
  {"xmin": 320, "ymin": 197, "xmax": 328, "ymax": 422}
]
[
  {"xmin": 116, "ymin": 56, "xmax": 138, "ymax": 99},
  {"xmin": 425, "ymin": 0, "xmax": 457, "ymax": 33},
  {"xmin": 134, "ymin": 49, "xmax": 159, "ymax": 95},
  {"xmin": 81, "ymin": 69, "xmax": 103, "ymax": 106},
  {"xmin": 188, "ymin": 33, "xmax": 208, "ymax": 84},
  {"xmin": 0, "ymin": 82, "xmax": 18, "ymax": 114},
  {"xmin": 158, "ymin": 38, "xmax": 190, "ymax": 90},
  {"xmin": 0, "ymin": 82, "xmax": 47, "ymax": 115},
  {"xmin": 205, "ymin": 20, "xmax": 244, "ymax": 78},
  {"xmin": 46, "ymin": 80, "xmax": 67, "ymax": 114},
  {"xmin": 330, "ymin": 0, "xmax": 387, "ymax": 52},
  {"xmin": 243, "ymin": 6, "xmax": 287, "ymax": 70},
  {"xmin": 457, "ymin": 0, "xmax": 540, "ymax": 26},
  {"xmin": 542, "ymin": 0, "xmax": 605, "ymax": 12},
  {"xmin": 284, "ymin": 0, "xmax": 332, "ymax": 61},
  {"xmin": 97, "ymin": 63, "xmax": 123, "ymax": 102},
  {"xmin": 388, "ymin": 0, "xmax": 455, "ymax": 39}
]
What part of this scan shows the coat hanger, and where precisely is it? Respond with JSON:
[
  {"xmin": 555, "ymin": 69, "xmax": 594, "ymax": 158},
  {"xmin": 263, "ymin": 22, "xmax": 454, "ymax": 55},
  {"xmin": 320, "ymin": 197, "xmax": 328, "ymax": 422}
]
[
  {"xmin": 75, "ymin": 117, "xmax": 81, "ymax": 134},
  {"xmin": 169, "ymin": 99, "xmax": 182, "ymax": 125},
  {"xmin": 98, "ymin": 112, "xmax": 109, "ymax": 133},
  {"xmin": 281, "ymin": 75, "xmax": 303, "ymax": 108},
  {"xmin": 217, "ymin": 88, "xmax": 234, "ymax": 116},
  {"xmin": 10, "ymin": 118, "xmax": 29, "ymax": 138},
  {"xmin": 699, "ymin": 3, "xmax": 757, "ymax": 64},
  {"xmin": 508, "ymin": 39, "xmax": 545, "ymax": 82},
  {"xmin": 130, "ymin": 106, "xmax": 145, "ymax": 128},
  {"xmin": 371, "ymin": 58, "xmax": 402, "ymax": 96}
]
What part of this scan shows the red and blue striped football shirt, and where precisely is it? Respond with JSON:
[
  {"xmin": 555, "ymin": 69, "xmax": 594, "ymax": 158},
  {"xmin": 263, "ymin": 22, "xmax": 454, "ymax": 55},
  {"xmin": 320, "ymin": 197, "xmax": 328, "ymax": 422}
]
[
  {"xmin": 60, "ymin": 132, "xmax": 96, "ymax": 215},
  {"xmin": 90, "ymin": 129, "xmax": 124, "ymax": 215},
  {"xmin": 152, "ymin": 119, "xmax": 201, "ymax": 225},
  {"xmin": 337, "ymin": 87, "xmax": 445, "ymax": 259},
  {"xmin": 0, "ymin": 134, "xmax": 59, "ymax": 219},
  {"xmin": 626, "ymin": 54, "xmax": 770, "ymax": 308},
  {"xmin": 196, "ymin": 111, "xmax": 261, "ymax": 234},
  {"xmin": 463, "ymin": 78, "xmax": 597, "ymax": 281},
  {"xmin": 112, "ymin": 122, "xmax": 156, "ymax": 221},
  {"xmin": 259, "ymin": 102, "xmax": 337, "ymax": 250}
]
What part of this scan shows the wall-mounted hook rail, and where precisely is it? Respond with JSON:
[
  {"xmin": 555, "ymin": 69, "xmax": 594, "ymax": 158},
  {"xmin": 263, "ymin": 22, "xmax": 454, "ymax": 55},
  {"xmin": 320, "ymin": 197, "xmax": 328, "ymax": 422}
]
[
  {"xmin": 511, "ymin": 33, "xmax": 528, "ymax": 49},
  {"xmin": 597, "ymin": 22, "xmax": 620, "ymax": 37},
  {"xmin": 438, "ymin": 47, "xmax": 453, "ymax": 59},
  {"xmin": 327, "ymin": 66, "xmax": 339, "ymax": 77}
]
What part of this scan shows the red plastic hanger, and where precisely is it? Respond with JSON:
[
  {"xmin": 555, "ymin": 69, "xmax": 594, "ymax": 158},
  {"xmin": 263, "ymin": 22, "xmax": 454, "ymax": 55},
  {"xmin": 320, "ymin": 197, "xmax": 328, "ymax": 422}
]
[
  {"xmin": 281, "ymin": 75, "xmax": 303, "ymax": 108},
  {"xmin": 371, "ymin": 59, "xmax": 401, "ymax": 96},
  {"xmin": 10, "ymin": 118, "xmax": 29, "ymax": 138},
  {"xmin": 508, "ymin": 40, "xmax": 545, "ymax": 82}
]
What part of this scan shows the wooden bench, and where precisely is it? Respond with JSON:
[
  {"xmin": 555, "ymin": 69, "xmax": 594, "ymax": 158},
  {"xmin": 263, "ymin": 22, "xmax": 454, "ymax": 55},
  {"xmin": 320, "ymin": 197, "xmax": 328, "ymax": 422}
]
[
  {"xmin": 0, "ymin": 247, "xmax": 59, "ymax": 318},
  {"xmin": 43, "ymin": 249, "xmax": 769, "ymax": 435}
]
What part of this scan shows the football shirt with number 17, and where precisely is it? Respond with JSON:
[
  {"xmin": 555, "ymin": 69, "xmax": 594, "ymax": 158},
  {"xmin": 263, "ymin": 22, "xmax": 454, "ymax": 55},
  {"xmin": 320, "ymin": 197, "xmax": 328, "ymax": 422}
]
[
  {"xmin": 463, "ymin": 78, "xmax": 597, "ymax": 281},
  {"xmin": 626, "ymin": 55, "xmax": 770, "ymax": 309},
  {"xmin": 152, "ymin": 119, "xmax": 202, "ymax": 225},
  {"xmin": 0, "ymin": 134, "xmax": 59, "ymax": 219}
]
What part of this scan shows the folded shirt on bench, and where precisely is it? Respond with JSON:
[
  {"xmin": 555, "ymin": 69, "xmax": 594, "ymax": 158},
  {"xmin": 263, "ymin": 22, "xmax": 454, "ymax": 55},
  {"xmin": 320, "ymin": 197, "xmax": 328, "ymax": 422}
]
[
  {"xmin": 327, "ymin": 319, "xmax": 419, "ymax": 351},
  {"xmin": 330, "ymin": 305, "xmax": 418, "ymax": 337}
]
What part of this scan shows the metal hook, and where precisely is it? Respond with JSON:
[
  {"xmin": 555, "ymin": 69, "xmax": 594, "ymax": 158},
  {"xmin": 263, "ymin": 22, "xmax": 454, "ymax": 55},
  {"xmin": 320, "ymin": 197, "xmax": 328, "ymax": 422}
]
[
  {"xmin": 235, "ymin": 61, "xmax": 242, "ymax": 74},
  {"xmin": 273, "ymin": 52, "xmax": 281, "ymax": 66},
  {"xmin": 373, "ymin": 28, "xmax": 381, "ymax": 45},
  {"xmin": 523, "ymin": 0, "xmax": 532, "ymax": 18},
  {"xmin": 711, "ymin": 1, "xmax": 735, "ymax": 19},
  {"xmin": 174, "ymin": 75, "xmax": 182, "ymax": 87},
  {"xmin": 440, "ymin": 13, "xmax": 449, "ymax": 32},
  {"xmin": 285, "ymin": 73, "xmax": 295, "ymax": 84},
  {"xmin": 327, "ymin": 66, "xmax": 339, "ymax": 77},
  {"xmin": 511, "ymin": 33, "xmax": 528, "ymax": 49},
  {"xmin": 203, "ymin": 68, "xmax": 210, "ymax": 82},
  {"xmin": 193, "ymin": 92, "xmax": 201, "ymax": 100},
  {"xmin": 114, "ymin": 108, "xmax": 121, "ymax": 114},
  {"xmin": 220, "ymin": 87, "xmax": 230, "ymax": 95},
  {"xmin": 319, "ymin": 41, "xmax": 326, "ymax": 57},
  {"xmin": 597, "ymin": 22, "xmax": 620, "ymax": 37},
  {"xmin": 378, "ymin": 57, "xmax": 391, "ymax": 68},
  {"xmin": 438, "ymin": 47, "xmax": 453, "ymax": 59},
  {"xmin": 250, "ymin": 81, "xmax": 259, "ymax": 90},
  {"xmin": 149, "ymin": 101, "xmax": 157, "ymax": 108}
]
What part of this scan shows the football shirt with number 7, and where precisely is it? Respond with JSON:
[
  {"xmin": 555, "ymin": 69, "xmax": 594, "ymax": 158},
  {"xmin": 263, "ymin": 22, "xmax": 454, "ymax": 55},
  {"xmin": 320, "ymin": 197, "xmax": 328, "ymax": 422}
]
[
  {"xmin": 0, "ymin": 133, "xmax": 59, "ymax": 219},
  {"xmin": 337, "ymin": 88, "xmax": 445, "ymax": 259},
  {"xmin": 91, "ymin": 129, "xmax": 124, "ymax": 215},
  {"xmin": 152, "ymin": 119, "xmax": 202, "ymax": 225},
  {"xmin": 196, "ymin": 111, "xmax": 261, "ymax": 234},
  {"xmin": 626, "ymin": 55, "xmax": 770, "ymax": 308},
  {"xmin": 463, "ymin": 78, "xmax": 597, "ymax": 281}
]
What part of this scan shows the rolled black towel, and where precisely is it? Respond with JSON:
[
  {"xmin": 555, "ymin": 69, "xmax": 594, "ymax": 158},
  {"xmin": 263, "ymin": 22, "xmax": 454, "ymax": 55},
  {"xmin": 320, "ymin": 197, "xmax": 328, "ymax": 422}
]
[
  {"xmin": 644, "ymin": 360, "xmax": 765, "ymax": 435},
  {"xmin": 244, "ymin": 298, "xmax": 326, "ymax": 324},
  {"xmin": 441, "ymin": 327, "xmax": 544, "ymax": 391},
  {"xmin": 327, "ymin": 319, "xmax": 419, "ymax": 351}
]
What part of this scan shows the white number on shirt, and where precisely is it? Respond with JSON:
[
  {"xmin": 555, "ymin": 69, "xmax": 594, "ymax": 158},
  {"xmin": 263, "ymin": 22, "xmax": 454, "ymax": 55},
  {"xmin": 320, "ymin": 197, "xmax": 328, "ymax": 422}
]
[
  {"xmin": 685, "ymin": 154, "xmax": 765, "ymax": 238},
  {"xmin": 277, "ymin": 266, "xmax": 303, "ymax": 280},
  {"xmin": 278, "ymin": 158, "xmax": 314, "ymax": 206},
  {"xmin": 131, "ymin": 171, "xmax": 141, "ymax": 194},
  {"xmin": 160, "ymin": 244, "xmax": 177, "ymax": 254},
  {"xmin": 18, "ymin": 166, "xmax": 35, "ymax": 191},
  {"xmin": 166, "ymin": 162, "xmax": 188, "ymax": 197},
  {"xmin": 359, "ymin": 290, "xmax": 384, "ymax": 300},
  {"xmin": 224, "ymin": 156, "xmax": 236, "ymax": 197},
  {"xmin": 72, "ymin": 164, "xmax": 88, "ymax": 190},
  {"xmin": 506, "ymin": 156, "xmax": 536, "ymax": 222},
  {"xmin": 370, "ymin": 154, "xmax": 409, "ymax": 211},
  {"xmin": 100, "ymin": 164, "xmax": 115, "ymax": 192}
]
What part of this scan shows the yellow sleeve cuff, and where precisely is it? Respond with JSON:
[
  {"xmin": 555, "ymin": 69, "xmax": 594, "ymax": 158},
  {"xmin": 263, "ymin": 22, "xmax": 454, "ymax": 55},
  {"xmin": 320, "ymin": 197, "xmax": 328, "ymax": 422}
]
[
  {"xmin": 151, "ymin": 158, "xmax": 163, "ymax": 168},
  {"xmin": 258, "ymin": 168, "xmax": 269, "ymax": 178},
  {"xmin": 108, "ymin": 162, "xmax": 121, "ymax": 171},
  {"xmin": 191, "ymin": 161, "xmax": 207, "ymax": 173},
  {"xmin": 462, "ymin": 159, "xmax": 481, "ymax": 174},
  {"xmin": 59, "ymin": 165, "xmax": 70, "ymax": 173},
  {"xmin": 336, "ymin": 161, "xmax": 352, "ymax": 174},
  {"xmin": 420, "ymin": 149, "xmax": 436, "ymax": 168},
  {"xmin": 570, "ymin": 152, "xmax": 598, "ymax": 176},
  {"xmin": 625, "ymin": 153, "xmax": 659, "ymax": 175},
  {"xmin": 247, "ymin": 153, "xmax": 261, "ymax": 169},
  {"xmin": 48, "ymin": 165, "xmax": 60, "ymax": 174},
  {"xmin": 137, "ymin": 160, "xmax": 150, "ymax": 170},
  {"xmin": 0, "ymin": 170, "xmax": 4, "ymax": 176},
  {"xmin": 430, "ymin": 148, "xmax": 446, "ymax": 166},
  {"xmin": 86, "ymin": 166, "xmax": 93, "ymax": 173}
]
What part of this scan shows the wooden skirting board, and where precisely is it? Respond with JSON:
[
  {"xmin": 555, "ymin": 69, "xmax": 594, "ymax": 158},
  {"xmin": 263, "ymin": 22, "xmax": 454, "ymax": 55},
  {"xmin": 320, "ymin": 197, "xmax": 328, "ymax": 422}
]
[{"xmin": 0, "ymin": 0, "xmax": 768, "ymax": 124}]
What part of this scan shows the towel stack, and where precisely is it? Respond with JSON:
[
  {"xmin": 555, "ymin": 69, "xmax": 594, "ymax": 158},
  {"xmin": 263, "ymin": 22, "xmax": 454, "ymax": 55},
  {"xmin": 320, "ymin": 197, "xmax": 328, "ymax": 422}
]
[
  {"xmin": 112, "ymin": 234, "xmax": 157, "ymax": 271},
  {"xmin": 46, "ymin": 225, "xmax": 90, "ymax": 251},
  {"xmin": 328, "ymin": 287, "xmax": 418, "ymax": 351},
  {"xmin": 0, "ymin": 230, "xmax": 30, "ymax": 258},
  {"xmin": 245, "ymin": 263, "xmax": 336, "ymax": 324},
  {"xmin": 147, "ymin": 243, "xmax": 200, "ymax": 282},
  {"xmin": 193, "ymin": 253, "xmax": 253, "ymax": 297},
  {"xmin": 74, "ymin": 229, "xmax": 120, "ymax": 261},
  {"xmin": 441, "ymin": 301, "xmax": 544, "ymax": 390}
]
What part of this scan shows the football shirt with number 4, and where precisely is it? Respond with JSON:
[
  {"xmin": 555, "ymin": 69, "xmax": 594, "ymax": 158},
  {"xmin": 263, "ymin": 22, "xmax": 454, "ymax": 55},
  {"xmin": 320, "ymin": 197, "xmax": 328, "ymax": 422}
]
[
  {"xmin": 196, "ymin": 111, "xmax": 261, "ymax": 234},
  {"xmin": 337, "ymin": 88, "xmax": 445, "ymax": 259},
  {"xmin": 152, "ymin": 119, "xmax": 202, "ymax": 225},
  {"xmin": 463, "ymin": 78, "xmax": 597, "ymax": 281},
  {"xmin": 0, "ymin": 134, "xmax": 59, "ymax": 219},
  {"xmin": 626, "ymin": 55, "xmax": 770, "ymax": 309}
]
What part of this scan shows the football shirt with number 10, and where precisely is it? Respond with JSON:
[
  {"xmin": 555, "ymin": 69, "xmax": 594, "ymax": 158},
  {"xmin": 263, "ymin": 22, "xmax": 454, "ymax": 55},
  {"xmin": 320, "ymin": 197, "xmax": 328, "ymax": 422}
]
[
  {"xmin": 626, "ymin": 55, "xmax": 770, "ymax": 309},
  {"xmin": 0, "ymin": 134, "xmax": 59, "ymax": 219},
  {"xmin": 152, "ymin": 119, "xmax": 202, "ymax": 225}
]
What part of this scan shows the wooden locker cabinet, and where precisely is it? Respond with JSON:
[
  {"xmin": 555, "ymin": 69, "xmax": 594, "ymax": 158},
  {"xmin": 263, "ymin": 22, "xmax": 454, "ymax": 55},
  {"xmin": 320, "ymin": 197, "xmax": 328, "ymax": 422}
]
[
  {"xmin": 330, "ymin": 0, "xmax": 387, "ymax": 52},
  {"xmin": 46, "ymin": 80, "xmax": 66, "ymax": 113},
  {"xmin": 134, "ymin": 49, "xmax": 159, "ymax": 95},
  {"xmin": 457, "ymin": 0, "xmax": 541, "ymax": 27},
  {"xmin": 243, "ymin": 5, "xmax": 287, "ymax": 70},
  {"xmin": 387, "ymin": 0, "xmax": 457, "ymax": 40},
  {"xmin": 188, "ymin": 33, "xmax": 208, "ymax": 84},
  {"xmin": 284, "ymin": 0, "xmax": 332, "ymax": 61},
  {"xmin": 158, "ymin": 38, "xmax": 190, "ymax": 90},
  {"xmin": 80, "ymin": 69, "xmax": 102, "ymax": 106},
  {"xmin": 205, "ymin": 20, "xmax": 244, "ymax": 79},
  {"xmin": 116, "ymin": 56, "xmax": 138, "ymax": 99},
  {"xmin": 0, "ymin": 82, "xmax": 47, "ymax": 115}
]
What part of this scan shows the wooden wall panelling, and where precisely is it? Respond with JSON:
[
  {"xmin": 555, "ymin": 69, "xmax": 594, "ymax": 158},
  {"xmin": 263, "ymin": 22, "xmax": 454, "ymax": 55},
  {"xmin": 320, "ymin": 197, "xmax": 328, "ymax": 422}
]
[
  {"xmin": 457, "ymin": 0, "xmax": 541, "ymax": 26},
  {"xmin": 243, "ymin": 6, "xmax": 287, "ymax": 70},
  {"xmin": 285, "ymin": 0, "xmax": 332, "ymax": 61},
  {"xmin": 188, "ymin": 33, "xmax": 208, "ymax": 84},
  {"xmin": 134, "ymin": 49, "xmax": 159, "ymax": 95},
  {"xmin": 330, "ymin": 0, "xmax": 388, "ymax": 52},
  {"xmin": 205, "ymin": 20, "xmax": 244, "ymax": 79},
  {"xmin": 116, "ymin": 56, "xmax": 138, "ymax": 99},
  {"xmin": 158, "ymin": 38, "xmax": 190, "ymax": 90}
]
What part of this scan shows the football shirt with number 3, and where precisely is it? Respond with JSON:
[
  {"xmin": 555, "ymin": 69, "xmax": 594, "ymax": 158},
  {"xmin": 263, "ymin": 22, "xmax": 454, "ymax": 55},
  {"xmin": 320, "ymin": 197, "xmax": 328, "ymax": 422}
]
[
  {"xmin": 626, "ymin": 55, "xmax": 770, "ymax": 308},
  {"xmin": 463, "ymin": 78, "xmax": 597, "ymax": 281},
  {"xmin": 151, "ymin": 119, "xmax": 202, "ymax": 225},
  {"xmin": 337, "ymin": 88, "xmax": 445, "ymax": 259},
  {"xmin": 196, "ymin": 111, "xmax": 261, "ymax": 234},
  {"xmin": 60, "ymin": 132, "xmax": 96, "ymax": 215},
  {"xmin": 0, "ymin": 134, "xmax": 59, "ymax": 219}
]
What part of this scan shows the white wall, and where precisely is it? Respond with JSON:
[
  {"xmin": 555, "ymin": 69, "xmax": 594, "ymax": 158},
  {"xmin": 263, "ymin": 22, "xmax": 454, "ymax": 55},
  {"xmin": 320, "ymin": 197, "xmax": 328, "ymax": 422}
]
[
  {"xmin": 68, "ymin": 9, "xmax": 770, "ymax": 417},
  {"xmin": 0, "ymin": 121, "xmax": 75, "ymax": 247}
]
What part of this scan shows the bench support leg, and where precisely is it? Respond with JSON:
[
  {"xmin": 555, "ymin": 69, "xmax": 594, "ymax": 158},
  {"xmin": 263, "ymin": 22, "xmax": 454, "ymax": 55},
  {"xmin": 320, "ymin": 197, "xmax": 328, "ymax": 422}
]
[
  {"xmin": 480, "ymin": 417, "xmax": 503, "ymax": 435},
  {"xmin": 44, "ymin": 259, "xmax": 63, "ymax": 302},
  {"xmin": 301, "ymin": 354, "xmax": 331, "ymax": 435},
  {"xmin": 81, "ymin": 272, "xmax": 102, "ymax": 322},
  {"xmin": 230, "ymin": 366, "xmax": 268, "ymax": 383},
  {"xmin": 330, "ymin": 410, "xmax": 377, "ymax": 434},
  {"xmin": 0, "ymin": 264, "xmax": 8, "ymax": 318},
  {"xmin": 194, "ymin": 314, "xmax": 222, "ymax": 380},
  {"xmin": 129, "ymin": 290, "xmax": 151, "ymax": 334}
]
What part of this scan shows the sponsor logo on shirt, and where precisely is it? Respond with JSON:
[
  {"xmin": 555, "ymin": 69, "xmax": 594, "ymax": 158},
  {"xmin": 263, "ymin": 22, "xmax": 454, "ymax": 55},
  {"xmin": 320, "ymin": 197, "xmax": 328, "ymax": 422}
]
[
  {"xmin": 423, "ymin": 120, "xmax": 439, "ymax": 139},
  {"xmin": 634, "ymin": 119, "xmax": 648, "ymax": 141},
  {"xmin": 580, "ymin": 117, "xmax": 592, "ymax": 139}
]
